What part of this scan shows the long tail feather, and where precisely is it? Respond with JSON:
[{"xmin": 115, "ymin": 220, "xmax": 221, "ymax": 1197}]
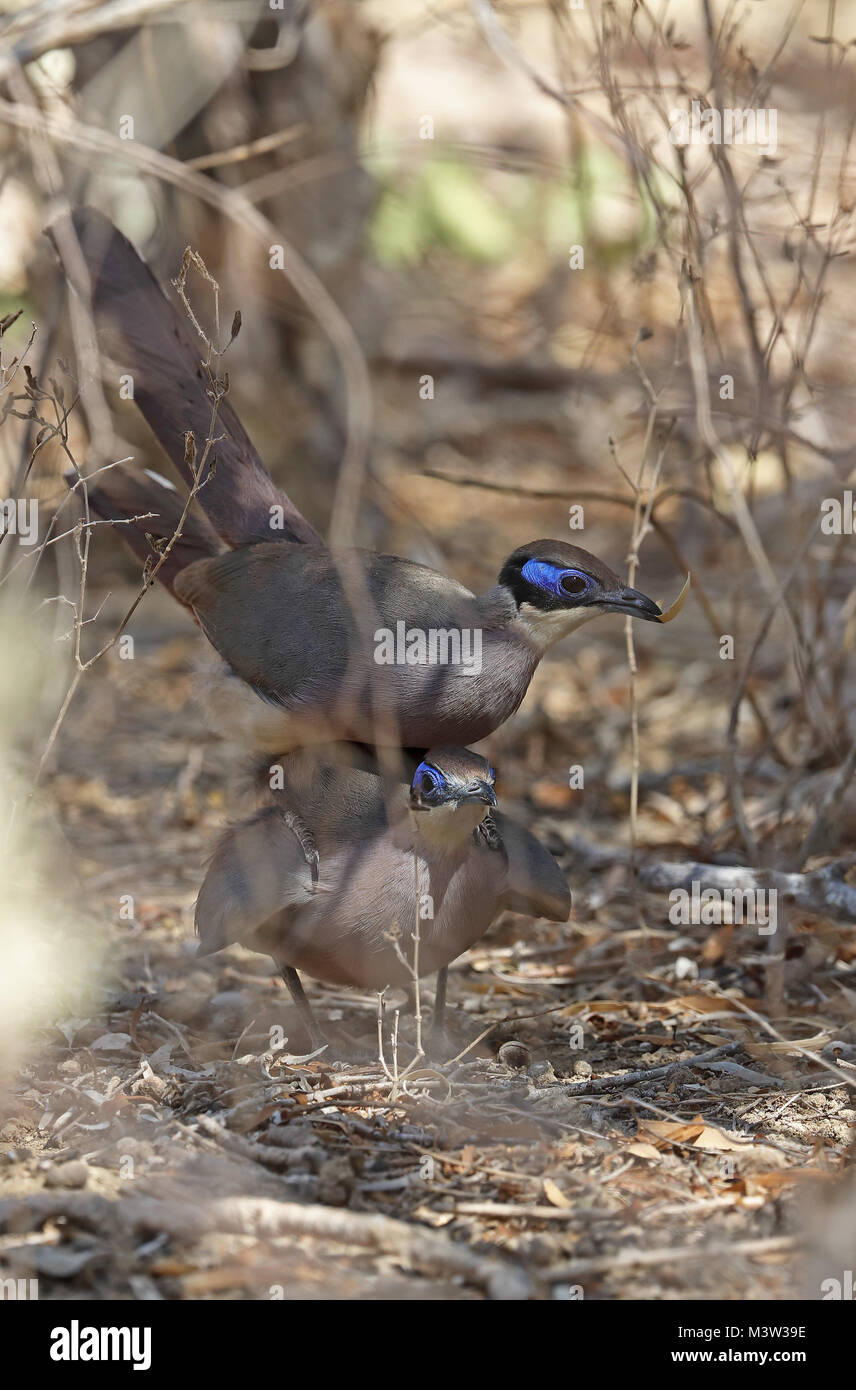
[
  {"xmin": 80, "ymin": 463, "xmax": 223, "ymax": 601},
  {"xmin": 48, "ymin": 207, "xmax": 322, "ymax": 549}
]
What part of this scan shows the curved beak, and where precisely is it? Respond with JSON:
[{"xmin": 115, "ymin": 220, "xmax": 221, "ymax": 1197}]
[
  {"xmin": 601, "ymin": 584, "xmax": 662, "ymax": 622},
  {"xmin": 459, "ymin": 780, "xmax": 498, "ymax": 808}
]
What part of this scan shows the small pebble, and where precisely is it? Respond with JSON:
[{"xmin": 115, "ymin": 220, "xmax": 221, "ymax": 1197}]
[
  {"xmin": 498, "ymin": 1041, "xmax": 531, "ymax": 1069},
  {"xmin": 43, "ymin": 1159, "xmax": 89, "ymax": 1189},
  {"xmin": 318, "ymin": 1155, "xmax": 356, "ymax": 1206},
  {"xmin": 528, "ymin": 1060, "xmax": 558, "ymax": 1083}
]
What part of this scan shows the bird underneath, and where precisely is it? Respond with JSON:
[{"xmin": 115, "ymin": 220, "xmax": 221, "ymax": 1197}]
[{"xmin": 195, "ymin": 747, "xmax": 571, "ymax": 1051}]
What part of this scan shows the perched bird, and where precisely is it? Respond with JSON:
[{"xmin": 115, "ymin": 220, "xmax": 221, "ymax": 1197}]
[
  {"xmin": 51, "ymin": 208, "xmax": 666, "ymax": 759},
  {"xmin": 172, "ymin": 535, "xmax": 662, "ymax": 755},
  {"xmin": 196, "ymin": 747, "xmax": 571, "ymax": 1049}
]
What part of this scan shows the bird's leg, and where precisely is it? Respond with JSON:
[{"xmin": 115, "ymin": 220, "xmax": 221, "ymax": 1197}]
[
  {"xmin": 278, "ymin": 964, "xmax": 373, "ymax": 1061},
  {"xmin": 275, "ymin": 806, "xmax": 319, "ymax": 888},
  {"xmin": 432, "ymin": 966, "xmax": 448, "ymax": 1034},
  {"xmin": 279, "ymin": 964, "xmax": 328, "ymax": 1051},
  {"xmin": 426, "ymin": 966, "xmax": 451, "ymax": 1059}
]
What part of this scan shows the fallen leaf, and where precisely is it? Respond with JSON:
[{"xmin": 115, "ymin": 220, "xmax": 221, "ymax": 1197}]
[
  {"xmin": 691, "ymin": 1125, "xmax": 749, "ymax": 1152},
  {"xmin": 543, "ymin": 1178, "xmax": 572, "ymax": 1208},
  {"xmin": 626, "ymin": 1141, "xmax": 662, "ymax": 1161},
  {"xmin": 745, "ymin": 1031, "xmax": 832, "ymax": 1057},
  {"xmin": 413, "ymin": 1206, "xmax": 455, "ymax": 1227},
  {"xmin": 701, "ymin": 925, "xmax": 734, "ymax": 964},
  {"xmin": 90, "ymin": 1033, "xmax": 133, "ymax": 1052},
  {"xmin": 751, "ymin": 1167, "xmax": 840, "ymax": 1191},
  {"xmin": 638, "ymin": 1117, "xmax": 752, "ymax": 1152},
  {"xmin": 639, "ymin": 1119, "xmax": 705, "ymax": 1147}
]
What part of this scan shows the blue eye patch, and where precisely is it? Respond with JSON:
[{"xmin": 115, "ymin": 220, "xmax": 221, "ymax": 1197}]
[
  {"xmin": 521, "ymin": 559, "xmax": 594, "ymax": 601},
  {"xmin": 413, "ymin": 761, "xmax": 446, "ymax": 797}
]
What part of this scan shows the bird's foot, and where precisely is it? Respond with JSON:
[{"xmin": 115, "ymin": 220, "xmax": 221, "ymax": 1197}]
[
  {"xmin": 322, "ymin": 1023, "xmax": 377, "ymax": 1064},
  {"xmin": 474, "ymin": 813, "xmax": 504, "ymax": 855},
  {"xmin": 276, "ymin": 807, "xmax": 320, "ymax": 888},
  {"xmin": 425, "ymin": 1023, "xmax": 464, "ymax": 1064},
  {"xmin": 289, "ymin": 1013, "xmax": 374, "ymax": 1063}
]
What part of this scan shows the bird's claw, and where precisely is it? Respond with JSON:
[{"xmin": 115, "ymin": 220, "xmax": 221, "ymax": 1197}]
[
  {"xmin": 475, "ymin": 812, "xmax": 504, "ymax": 855},
  {"xmin": 277, "ymin": 807, "xmax": 320, "ymax": 889}
]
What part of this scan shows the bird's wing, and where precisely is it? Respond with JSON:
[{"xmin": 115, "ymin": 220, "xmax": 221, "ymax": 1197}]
[
  {"xmin": 174, "ymin": 543, "xmax": 482, "ymax": 711},
  {"xmin": 492, "ymin": 811, "xmax": 571, "ymax": 922},
  {"xmin": 195, "ymin": 807, "xmax": 311, "ymax": 955}
]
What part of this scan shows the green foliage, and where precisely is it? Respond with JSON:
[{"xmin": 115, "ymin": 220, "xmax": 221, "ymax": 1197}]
[
  {"xmin": 369, "ymin": 143, "xmax": 663, "ymax": 269},
  {"xmin": 370, "ymin": 155, "xmax": 516, "ymax": 265}
]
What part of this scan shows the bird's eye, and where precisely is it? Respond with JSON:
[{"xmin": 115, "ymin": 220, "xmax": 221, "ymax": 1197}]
[
  {"xmin": 520, "ymin": 558, "xmax": 592, "ymax": 602},
  {"xmin": 414, "ymin": 762, "xmax": 442, "ymax": 797},
  {"xmin": 560, "ymin": 572, "xmax": 588, "ymax": 595},
  {"xmin": 487, "ymin": 765, "xmax": 496, "ymax": 782}
]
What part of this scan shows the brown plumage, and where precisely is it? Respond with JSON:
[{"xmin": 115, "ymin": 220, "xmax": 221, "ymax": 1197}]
[
  {"xmin": 53, "ymin": 209, "xmax": 663, "ymax": 756},
  {"xmin": 48, "ymin": 208, "xmax": 319, "ymax": 549},
  {"xmin": 196, "ymin": 748, "xmax": 571, "ymax": 993}
]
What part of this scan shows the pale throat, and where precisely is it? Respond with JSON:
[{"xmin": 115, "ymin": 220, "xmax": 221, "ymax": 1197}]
[
  {"xmin": 410, "ymin": 801, "xmax": 488, "ymax": 852},
  {"xmin": 513, "ymin": 601, "xmax": 602, "ymax": 651}
]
